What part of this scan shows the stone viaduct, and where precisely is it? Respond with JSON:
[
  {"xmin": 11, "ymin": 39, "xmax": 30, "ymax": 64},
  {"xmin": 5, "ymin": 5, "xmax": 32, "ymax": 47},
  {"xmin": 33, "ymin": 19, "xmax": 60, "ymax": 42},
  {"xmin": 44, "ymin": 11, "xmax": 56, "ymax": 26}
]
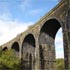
[{"xmin": 0, "ymin": 0, "xmax": 70, "ymax": 70}]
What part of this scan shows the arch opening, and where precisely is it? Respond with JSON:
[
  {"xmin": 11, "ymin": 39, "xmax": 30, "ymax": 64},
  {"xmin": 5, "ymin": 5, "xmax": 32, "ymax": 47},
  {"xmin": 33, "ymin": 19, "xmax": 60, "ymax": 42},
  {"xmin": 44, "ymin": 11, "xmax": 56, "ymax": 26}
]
[
  {"xmin": 55, "ymin": 28, "xmax": 64, "ymax": 58},
  {"xmin": 11, "ymin": 42, "xmax": 19, "ymax": 52},
  {"xmin": 22, "ymin": 34, "xmax": 35, "ymax": 54},
  {"xmin": 39, "ymin": 19, "xmax": 61, "ymax": 44},
  {"xmin": 11, "ymin": 42, "xmax": 19, "ymax": 57},
  {"xmin": 2, "ymin": 47, "xmax": 8, "ymax": 51},
  {"xmin": 55, "ymin": 28, "xmax": 64, "ymax": 69},
  {"xmin": 23, "ymin": 34, "xmax": 35, "ymax": 47},
  {"xmin": 39, "ymin": 19, "xmax": 64, "ymax": 70},
  {"xmin": 22, "ymin": 34, "xmax": 35, "ymax": 70}
]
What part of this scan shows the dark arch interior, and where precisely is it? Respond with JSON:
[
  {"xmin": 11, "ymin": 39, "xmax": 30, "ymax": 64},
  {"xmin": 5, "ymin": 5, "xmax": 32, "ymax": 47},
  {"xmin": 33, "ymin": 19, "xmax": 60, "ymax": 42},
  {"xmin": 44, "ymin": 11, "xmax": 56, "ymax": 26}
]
[
  {"xmin": 40, "ymin": 19, "xmax": 61, "ymax": 39},
  {"xmin": 23, "ymin": 34, "xmax": 35, "ymax": 47},
  {"xmin": 2, "ymin": 47, "xmax": 8, "ymax": 51},
  {"xmin": 22, "ymin": 34, "xmax": 35, "ymax": 59},
  {"xmin": 11, "ymin": 42, "xmax": 19, "ymax": 52},
  {"xmin": 22, "ymin": 34, "xmax": 35, "ymax": 70},
  {"xmin": 39, "ymin": 19, "xmax": 62, "ymax": 69},
  {"xmin": 39, "ymin": 19, "xmax": 61, "ymax": 45}
]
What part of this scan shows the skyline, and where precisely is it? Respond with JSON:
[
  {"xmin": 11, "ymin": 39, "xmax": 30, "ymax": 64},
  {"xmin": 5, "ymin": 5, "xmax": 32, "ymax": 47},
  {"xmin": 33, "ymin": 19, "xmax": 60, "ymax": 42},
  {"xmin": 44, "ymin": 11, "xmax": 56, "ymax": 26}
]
[{"xmin": 0, "ymin": 0, "xmax": 64, "ymax": 58}]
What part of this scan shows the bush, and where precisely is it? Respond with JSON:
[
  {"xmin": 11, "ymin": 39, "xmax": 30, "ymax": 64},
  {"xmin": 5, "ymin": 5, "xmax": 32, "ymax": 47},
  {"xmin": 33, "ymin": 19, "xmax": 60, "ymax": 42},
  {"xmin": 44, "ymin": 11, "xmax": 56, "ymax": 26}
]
[
  {"xmin": 56, "ymin": 58, "xmax": 64, "ymax": 70},
  {"xmin": 0, "ymin": 49, "xmax": 21, "ymax": 70}
]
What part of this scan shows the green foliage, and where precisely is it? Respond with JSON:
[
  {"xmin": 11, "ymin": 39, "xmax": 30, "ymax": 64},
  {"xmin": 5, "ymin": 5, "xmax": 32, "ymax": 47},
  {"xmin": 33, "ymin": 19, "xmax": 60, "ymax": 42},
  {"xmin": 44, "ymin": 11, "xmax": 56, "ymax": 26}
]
[
  {"xmin": 56, "ymin": 58, "xmax": 64, "ymax": 70},
  {"xmin": 0, "ymin": 47, "xmax": 2, "ymax": 57},
  {"xmin": 0, "ymin": 49, "xmax": 21, "ymax": 70},
  {"xmin": 0, "ymin": 47, "xmax": 65, "ymax": 70}
]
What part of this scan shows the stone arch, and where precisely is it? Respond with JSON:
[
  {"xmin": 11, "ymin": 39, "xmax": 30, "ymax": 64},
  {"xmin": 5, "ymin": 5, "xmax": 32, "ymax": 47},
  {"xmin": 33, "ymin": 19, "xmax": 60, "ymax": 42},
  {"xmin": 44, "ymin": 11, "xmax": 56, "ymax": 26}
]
[
  {"xmin": 22, "ymin": 33, "xmax": 35, "ymax": 54},
  {"xmin": 23, "ymin": 34, "xmax": 35, "ymax": 46},
  {"xmin": 21, "ymin": 34, "xmax": 35, "ymax": 70},
  {"xmin": 39, "ymin": 18, "xmax": 61, "ymax": 43},
  {"xmin": 2, "ymin": 47, "xmax": 8, "ymax": 51},
  {"xmin": 11, "ymin": 42, "xmax": 19, "ymax": 56},
  {"xmin": 38, "ymin": 18, "xmax": 63, "ymax": 70}
]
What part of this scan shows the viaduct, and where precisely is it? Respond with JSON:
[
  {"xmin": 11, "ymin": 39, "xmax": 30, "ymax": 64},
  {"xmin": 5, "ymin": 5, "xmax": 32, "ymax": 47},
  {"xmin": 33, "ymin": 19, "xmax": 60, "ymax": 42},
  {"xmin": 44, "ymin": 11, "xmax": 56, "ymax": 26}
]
[{"xmin": 0, "ymin": 0, "xmax": 70, "ymax": 70}]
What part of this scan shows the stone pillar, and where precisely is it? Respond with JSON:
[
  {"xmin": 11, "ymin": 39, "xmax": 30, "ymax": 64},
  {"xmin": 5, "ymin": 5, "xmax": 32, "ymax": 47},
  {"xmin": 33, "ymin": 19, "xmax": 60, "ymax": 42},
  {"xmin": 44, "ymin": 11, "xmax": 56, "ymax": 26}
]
[
  {"xmin": 46, "ymin": 37, "xmax": 56, "ymax": 70},
  {"xmin": 40, "ymin": 44, "xmax": 49, "ymax": 70},
  {"xmin": 63, "ymin": 5, "xmax": 70, "ymax": 69},
  {"xmin": 66, "ymin": 7, "xmax": 70, "ymax": 70},
  {"xmin": 29, "ymin": 53, "xmax": 32, "ymax": 70},
  {"xmin": 48, "ymin": 44, "xmax": 56, "ymax": 70},
  {"xmin": 63, "ymin": 31, "xmax": 69, "ymax": 70},
  {"xmin": 38, "ymin": 43, "xmax": 55, "ymax": 70},
  {"xmin": 63, "ymin": 27, "xmax": 70, "ymax": 70},
  {"xmin": 32, "ymin": 54, "xmax": 35, "ymax": 70},
  {"xmin": 35, "ymin": 38, "xmax": 40, "ymax": 70}
]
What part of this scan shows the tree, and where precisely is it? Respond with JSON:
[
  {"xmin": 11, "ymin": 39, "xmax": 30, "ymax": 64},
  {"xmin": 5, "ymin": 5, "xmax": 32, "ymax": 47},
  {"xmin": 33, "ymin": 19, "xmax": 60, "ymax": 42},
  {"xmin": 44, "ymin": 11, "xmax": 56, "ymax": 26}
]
[
  {"xmin": 0, "ymin": 49, "xmax": 21, "ymax": 70},
  {"xmin": 56, "ymin": 58, "xmax": 64, "ymax": 70},
  {"xmin": 0, "ymin": 47, "xmax": 2, "ymax": 57}
]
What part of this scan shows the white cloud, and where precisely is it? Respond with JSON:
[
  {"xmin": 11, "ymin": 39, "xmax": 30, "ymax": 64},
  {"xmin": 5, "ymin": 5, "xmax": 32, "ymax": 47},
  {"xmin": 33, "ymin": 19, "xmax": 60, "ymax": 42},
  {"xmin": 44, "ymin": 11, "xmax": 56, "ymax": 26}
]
[
  {"xmin": 56, "ymin": 51, "xmax": 64, "ymax": 58},
  {"xmin": 0, "ymin": 12, "xmax": 11, "ymax": 21},
  {"xmin": 55, "ymin": 28, "xmax": 64, "ymax": 58},
  {"xmin": 0, "ymin": 18, "xmax": 33, "ymax": 45},
  {"xmin": 28, "ymin": 9, "xmax": 42, "ymax": 16},
  {"xmin": 0, "ymin": 2, "xmax": 33, "ymax": 45},
  {"xmin": 20, "ymin": 0, "xmax": 42, "ymax": 16},
  {"xmin": 20, "ymin": 0, "xmax": 31, "ymax": 11}
]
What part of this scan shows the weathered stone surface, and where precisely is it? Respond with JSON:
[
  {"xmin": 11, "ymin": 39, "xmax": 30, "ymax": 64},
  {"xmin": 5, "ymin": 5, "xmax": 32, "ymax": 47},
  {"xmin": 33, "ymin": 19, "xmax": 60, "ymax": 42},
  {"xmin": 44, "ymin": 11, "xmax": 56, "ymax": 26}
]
[{"xmin": 0, "ymin": 0, "xmax": 70, "ymax": 70}]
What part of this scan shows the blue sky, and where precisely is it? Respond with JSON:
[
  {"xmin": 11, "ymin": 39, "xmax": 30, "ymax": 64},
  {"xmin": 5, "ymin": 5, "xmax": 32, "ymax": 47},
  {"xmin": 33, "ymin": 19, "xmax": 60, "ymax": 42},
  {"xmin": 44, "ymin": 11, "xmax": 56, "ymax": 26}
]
[
  {"xmin": 0, "ymin": 0, "xmax": 64, "ymax": 58},
  {"xmin": 0, "ymin": 0, "xmax": 59, "ymax": 22}
]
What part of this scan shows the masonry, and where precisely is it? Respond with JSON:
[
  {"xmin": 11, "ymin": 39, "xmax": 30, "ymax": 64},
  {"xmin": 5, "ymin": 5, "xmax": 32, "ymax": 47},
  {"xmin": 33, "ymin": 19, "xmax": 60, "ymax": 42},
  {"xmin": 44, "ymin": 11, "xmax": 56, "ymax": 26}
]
[{"xmin": 0, "ymin": 0, "xmax": 70, "ymax": 70}]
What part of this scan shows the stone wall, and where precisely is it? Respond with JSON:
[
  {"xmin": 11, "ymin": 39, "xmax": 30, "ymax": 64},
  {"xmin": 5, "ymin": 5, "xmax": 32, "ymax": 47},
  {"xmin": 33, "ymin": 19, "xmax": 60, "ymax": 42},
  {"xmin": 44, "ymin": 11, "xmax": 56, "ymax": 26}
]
[{"xmin": 0, "ymin": 0, "xmax": 70, "ymax": 70}]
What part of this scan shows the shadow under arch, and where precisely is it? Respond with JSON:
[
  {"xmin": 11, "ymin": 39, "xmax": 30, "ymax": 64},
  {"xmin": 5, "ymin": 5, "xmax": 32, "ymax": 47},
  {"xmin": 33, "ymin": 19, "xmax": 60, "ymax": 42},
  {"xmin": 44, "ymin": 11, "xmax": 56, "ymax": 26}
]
[
  {"xmin": 2, "ymin": 47, "xmax": 8, "ymax": 51},
  {"xmin": 22, "ymin": 34, "xmax": 35, "ymax": 55},
  {"xmin": 21, "ymin": 34, "xmax": 36, "ymax": 70},
  {"xmin": 11, "ymin": 42, "xmax": 19, "ymax": 56},
  {"xmin": 38, "ymin": 18, "xmax": 64, "ymax": 70}
]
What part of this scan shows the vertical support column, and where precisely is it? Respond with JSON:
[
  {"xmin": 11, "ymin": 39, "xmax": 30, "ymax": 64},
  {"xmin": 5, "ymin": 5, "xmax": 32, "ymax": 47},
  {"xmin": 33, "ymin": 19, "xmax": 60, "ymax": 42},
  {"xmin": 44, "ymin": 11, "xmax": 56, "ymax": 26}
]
[
  {"xmin": 32, "ymin": 54, "xmax": 35, "ymax": 70},
  {"xmin": 67, "ymin": 2, "xmax": 70, "ymax": 68},
  {"xmin": 48, "ymin": 45, "xmax": 56, "ymax": 70},
  {"xmin": 39, "ymin": 43, "xmax": 55, "ymax": 70},
  {"xmin": 63, "ymin": 2, "xmax": 70, "ymax": 69},
  {"xmin": 40, "ymin": 44, "xmax": 49, "ymax": 70},
  {"xmin": 29, "ymin": 53, "xmax": 32, "ymax": 70},
  {"xmin": 47, "ymin": 37, "xmax": 56, "ymax": 70},
  {"xmin": 63, "ymin": 30, "xmax": 69, "ymax": 70},
  {"xmin": 65, "ymin": 5, "xmax": 70, "ymax": 70},
  {"xmin": 35, "ymin": 38, "xmax": 40, "ymax": 70}
]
